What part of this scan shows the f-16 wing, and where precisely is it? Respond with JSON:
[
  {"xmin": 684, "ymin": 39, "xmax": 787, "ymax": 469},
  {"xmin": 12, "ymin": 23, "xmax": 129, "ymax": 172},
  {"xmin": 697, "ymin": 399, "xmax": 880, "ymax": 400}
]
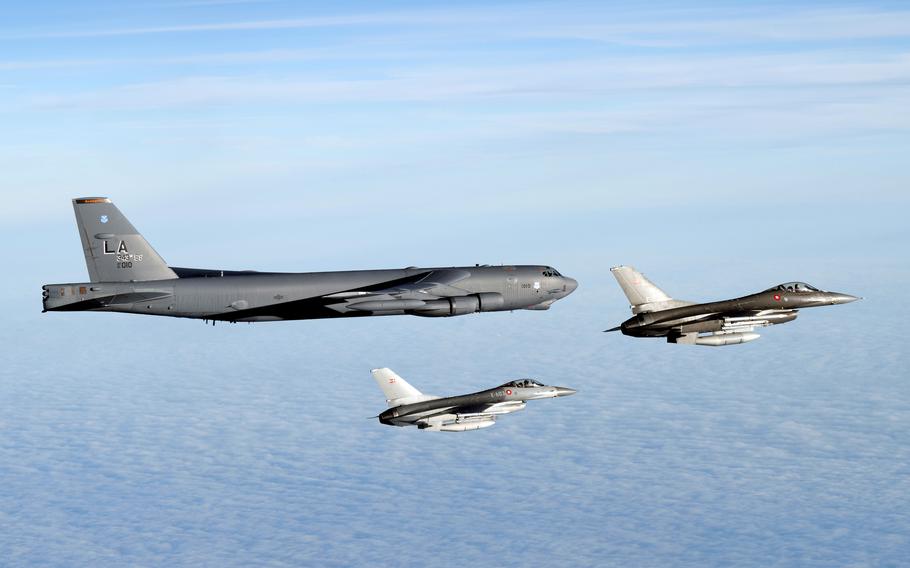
[
  {"xmin": 663, "ymin": 309, "xmax": 799, "ymax": 333},
  {"xmin": 412, "ymin": 400, "xmax": 526, "ymax": 431},
  {"xmin": 716, "ymin": 310, "xmax": 799, "ymax": 333},
  {"xmin": 665, "ymin": 309, "xmax": 800, "ymax": 345},
  {"xmin": 454, "ymin": 401, "xmax": 527, "ymax": 416}
]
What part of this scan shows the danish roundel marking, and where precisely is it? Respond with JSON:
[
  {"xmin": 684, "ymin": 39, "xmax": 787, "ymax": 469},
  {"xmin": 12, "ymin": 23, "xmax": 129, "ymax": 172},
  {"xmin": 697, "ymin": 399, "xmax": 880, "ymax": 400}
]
[
  {"xmin": 506, "ymin": 389, "xmax": 512, "ymax": 395},
  {"xmin": 773, "ymin": 294, "xmax": 781, "ymax": 301}
]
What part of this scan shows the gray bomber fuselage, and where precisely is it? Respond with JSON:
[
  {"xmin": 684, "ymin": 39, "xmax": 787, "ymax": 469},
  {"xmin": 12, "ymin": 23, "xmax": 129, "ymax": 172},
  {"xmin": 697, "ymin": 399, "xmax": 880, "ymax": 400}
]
[
  {"xmin": 44, "ymin": 265, "xmax": 577, "ymax": 322},
  {"xmin": 43, "ymin": 197, "xmax": 577, "ymax": 322}
]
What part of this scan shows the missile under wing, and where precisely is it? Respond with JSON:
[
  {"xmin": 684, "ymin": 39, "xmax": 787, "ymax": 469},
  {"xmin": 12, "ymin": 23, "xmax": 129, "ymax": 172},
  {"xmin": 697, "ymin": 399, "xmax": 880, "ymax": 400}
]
[
  {"xmin": 371, "ymin": 368, "xmax": 576, "ymax": 432},
  {"xmin": 605, "ymin": 265, "xmax": 859, "ymax": 346}
]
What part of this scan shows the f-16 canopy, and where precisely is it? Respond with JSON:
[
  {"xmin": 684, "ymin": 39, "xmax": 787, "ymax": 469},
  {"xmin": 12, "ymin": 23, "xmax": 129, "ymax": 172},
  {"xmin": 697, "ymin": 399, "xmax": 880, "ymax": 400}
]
[
  {"xmin": 500, "ymin": 379, "xmax": 546, "ymax": 388},
  {"xmin": 765, "ymin": 282, "xmax": 821, "ymax": 293}
]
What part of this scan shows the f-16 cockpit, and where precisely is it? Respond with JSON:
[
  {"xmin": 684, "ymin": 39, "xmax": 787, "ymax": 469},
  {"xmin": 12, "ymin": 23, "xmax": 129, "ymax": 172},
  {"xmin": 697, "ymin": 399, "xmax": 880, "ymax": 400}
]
[
  {"xmin": 501, "ymin": 379, "xmax": 546, "ymax": 388},
  {"xmin": 766, "ymin": 282, "xmax": 821, "ymax": 293}
]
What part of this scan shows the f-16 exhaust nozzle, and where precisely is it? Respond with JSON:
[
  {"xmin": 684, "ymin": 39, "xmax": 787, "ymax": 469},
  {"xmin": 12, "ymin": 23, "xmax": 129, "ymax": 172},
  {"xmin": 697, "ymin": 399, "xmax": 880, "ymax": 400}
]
[{"xmin": 695, "ymin": 332, "xmax": 760, "ymax": 346}]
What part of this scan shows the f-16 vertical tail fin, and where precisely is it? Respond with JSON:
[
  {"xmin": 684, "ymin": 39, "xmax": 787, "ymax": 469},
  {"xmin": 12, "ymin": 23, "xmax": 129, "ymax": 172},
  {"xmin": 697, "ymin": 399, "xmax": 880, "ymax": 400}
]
[
  {"xmin": 611, "ymin": 265, "xmax": 691, "ymax": 314},
  {"xmin": 72, "ymin": 198, "xmax": 177, "ymax": 283},
  {"xmin": 372, "ymin": 368, "xmax": 433, "ymax": 407}
]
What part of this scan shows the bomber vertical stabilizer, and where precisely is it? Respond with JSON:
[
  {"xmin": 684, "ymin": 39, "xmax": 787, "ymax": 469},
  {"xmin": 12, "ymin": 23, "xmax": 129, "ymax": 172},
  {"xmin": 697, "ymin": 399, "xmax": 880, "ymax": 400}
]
[{"xmin": 72, "ymin": 198, "xmax": 176, "ymax": 283}]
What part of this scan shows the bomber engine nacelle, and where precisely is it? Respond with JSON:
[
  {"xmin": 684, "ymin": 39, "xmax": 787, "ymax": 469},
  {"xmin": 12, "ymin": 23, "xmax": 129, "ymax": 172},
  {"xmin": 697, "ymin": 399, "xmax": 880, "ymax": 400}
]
[{"xmin": 411, "ymin": 292, "xmax": 504, "ymax": 317}]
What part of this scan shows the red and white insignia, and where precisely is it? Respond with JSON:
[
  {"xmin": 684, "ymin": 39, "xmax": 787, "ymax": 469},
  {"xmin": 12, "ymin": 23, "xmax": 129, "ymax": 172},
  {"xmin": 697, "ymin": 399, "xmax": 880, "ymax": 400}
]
[
  {"xmin": 773, "ymin": 294, "xmax": 781, "ymax": 301},
  {"xmin": 506, "ymin": 389, "xmax": 512, "ymax": 395}
]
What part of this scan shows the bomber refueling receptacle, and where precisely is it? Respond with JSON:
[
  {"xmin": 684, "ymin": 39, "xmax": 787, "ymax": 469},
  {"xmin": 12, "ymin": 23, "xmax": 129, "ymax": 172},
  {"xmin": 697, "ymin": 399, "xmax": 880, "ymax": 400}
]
[
  {"xmin": 605, "ymin": 265, "xmax": 859, "ymax": 346},
  {"xmin": 371, "ymin": 368, "xmax": 576, "ymax": 432},
  {"xmin": 42, "ymin": 198, "xmax": 577, "ymax": 323}
]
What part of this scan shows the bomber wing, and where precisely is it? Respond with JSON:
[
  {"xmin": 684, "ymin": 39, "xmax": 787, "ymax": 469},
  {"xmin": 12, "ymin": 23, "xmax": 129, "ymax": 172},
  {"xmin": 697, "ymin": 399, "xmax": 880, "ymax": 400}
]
[
  {"xmin": 328, "ymin": 269, "xmax": 472, "ymax": 304},
  {"xmin": 208, "ymin": 269, "xmax": 473, "ymax": 321}
]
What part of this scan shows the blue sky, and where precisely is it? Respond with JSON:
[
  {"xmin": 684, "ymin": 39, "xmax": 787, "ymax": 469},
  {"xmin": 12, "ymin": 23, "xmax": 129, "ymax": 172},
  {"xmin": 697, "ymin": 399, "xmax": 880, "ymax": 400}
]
[{"xmin": 1, "ymin": 1, "xmax": 908, "ymax": 566}]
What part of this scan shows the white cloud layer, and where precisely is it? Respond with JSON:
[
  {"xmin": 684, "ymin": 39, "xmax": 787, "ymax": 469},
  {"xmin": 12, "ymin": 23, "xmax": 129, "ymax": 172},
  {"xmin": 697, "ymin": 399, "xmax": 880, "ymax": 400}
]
[{"xmin": 0, "ymin": 265, "xmax": 906, "ymax": 567}]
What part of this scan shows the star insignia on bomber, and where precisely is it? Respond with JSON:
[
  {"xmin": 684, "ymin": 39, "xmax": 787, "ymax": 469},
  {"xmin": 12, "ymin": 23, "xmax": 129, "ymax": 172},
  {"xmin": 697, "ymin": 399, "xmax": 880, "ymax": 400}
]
[{"xmin": 605, "ymin": 265, "xmax": 860, "ymax": 346}]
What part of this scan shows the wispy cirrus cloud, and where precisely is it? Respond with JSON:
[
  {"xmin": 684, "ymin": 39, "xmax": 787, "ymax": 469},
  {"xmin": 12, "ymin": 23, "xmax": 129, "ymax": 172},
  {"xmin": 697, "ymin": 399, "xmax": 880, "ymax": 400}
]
[
  {"xmin": 24, "ymin": 51, "xmax": 910, "ymax": 108},
  {"xmin": 0, "ymin": 9, "xmax": 491, "ymax": 39},
  {"xmin": 3, "ymin": 4, "xmax": 910, "ymax": 43},
  {"xmin": 525, "ymin": 6, "xmax": 910, "ymax": 44},
  {"xmin": 0, "ymin": 47, "xmax": 402, "ymax": 71}
]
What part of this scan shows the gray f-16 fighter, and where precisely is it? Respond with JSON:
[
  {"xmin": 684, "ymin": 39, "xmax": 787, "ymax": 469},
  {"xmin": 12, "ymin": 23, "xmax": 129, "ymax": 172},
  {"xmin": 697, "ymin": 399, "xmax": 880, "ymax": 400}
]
[
  {"xmin": 371, "ymin": 368, "xmax": 576, "ymax": 432},
  {"xmin": 606, "ymin": 265, "xmax": 859, "ymax": 346},
  {"xmin": 42, "ymin": 198, "xmax": 577, "ymax": 322}
]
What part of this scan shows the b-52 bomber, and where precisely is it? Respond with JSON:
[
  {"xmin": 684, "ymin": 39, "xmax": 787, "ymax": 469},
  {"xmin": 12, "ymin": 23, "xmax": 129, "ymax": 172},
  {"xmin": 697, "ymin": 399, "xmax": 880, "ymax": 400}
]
[
  {"xmin": 371, "ymin": 368, "xmax": 576, "ymax": 432},
  {"xmin": 606, "ymin": 265, "xmax": 859, "ymax": 346},
  {"xmin": 42, "ymin": 198, "xmax": 577, "ymax": 322}
]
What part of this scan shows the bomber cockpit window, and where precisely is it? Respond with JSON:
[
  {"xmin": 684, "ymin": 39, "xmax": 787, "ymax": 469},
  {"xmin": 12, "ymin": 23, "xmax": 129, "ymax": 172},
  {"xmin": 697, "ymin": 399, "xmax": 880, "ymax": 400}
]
[
  {"xmin": 766, "ymin": 282, "xmax": 821, "ymax": 293},
  {"xmin": 502, "ymin": 379, "xmax": 545, "ymax": 388},
  {"xmin": 542, "ymin": 267, "xmax": 562, "ymax": 277}
]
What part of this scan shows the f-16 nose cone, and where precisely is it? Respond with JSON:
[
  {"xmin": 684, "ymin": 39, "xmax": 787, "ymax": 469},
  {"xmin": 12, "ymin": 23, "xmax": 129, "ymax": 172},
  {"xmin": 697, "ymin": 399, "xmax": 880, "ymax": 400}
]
[
  {"xmin": 555, "ymin": 387, "xmax": 577, "ymax": 397},
  {"xmin": 831, "ymin": 293, "xmax": 861, "ymax": 304},
  {"xmin": 563, "ymin": 277, "xmax": 578, "ymax": 295}
]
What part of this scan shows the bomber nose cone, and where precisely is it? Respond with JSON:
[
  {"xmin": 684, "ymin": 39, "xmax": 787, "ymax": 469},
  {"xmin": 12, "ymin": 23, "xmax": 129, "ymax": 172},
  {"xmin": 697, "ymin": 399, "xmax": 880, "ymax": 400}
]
[
  {"xmin": 555, "ymin": 387, "xmax": 577, "ymax": 397},
  {"xmin": 563, "ymin": 277, "xmax": 578, "ymax": 295}
]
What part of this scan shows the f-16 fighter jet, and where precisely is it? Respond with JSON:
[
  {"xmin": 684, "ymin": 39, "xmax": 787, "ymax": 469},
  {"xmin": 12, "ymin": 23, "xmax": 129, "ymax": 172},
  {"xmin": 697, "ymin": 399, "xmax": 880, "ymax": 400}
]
[
  {"xmin": 371, "ymin": 368, "xmax": 576, "ymax": 432},
  {"xmin": 42, "ymin": 198, "xmax": 577, "ymax": 322},
  {"xmin": 606, "ymin": 265, "xmax": 859, "ymax": 346}
]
